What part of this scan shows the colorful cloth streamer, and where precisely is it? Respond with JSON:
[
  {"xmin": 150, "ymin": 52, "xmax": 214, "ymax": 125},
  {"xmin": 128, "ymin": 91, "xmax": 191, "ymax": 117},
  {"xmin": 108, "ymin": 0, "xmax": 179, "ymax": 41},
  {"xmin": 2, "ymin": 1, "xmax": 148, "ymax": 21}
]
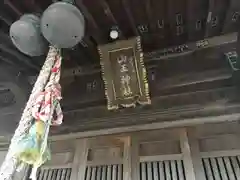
[{"xmin": 11, "ymin": 52, "xmax": 63, "ymax": 180}]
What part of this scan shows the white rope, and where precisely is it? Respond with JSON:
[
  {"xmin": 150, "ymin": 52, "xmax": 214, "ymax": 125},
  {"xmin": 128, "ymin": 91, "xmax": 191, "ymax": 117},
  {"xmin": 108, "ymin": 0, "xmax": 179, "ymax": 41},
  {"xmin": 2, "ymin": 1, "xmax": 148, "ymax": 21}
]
[{"xmin": 0, "ymin": 46, "xmax": 60, "ymax": 180}]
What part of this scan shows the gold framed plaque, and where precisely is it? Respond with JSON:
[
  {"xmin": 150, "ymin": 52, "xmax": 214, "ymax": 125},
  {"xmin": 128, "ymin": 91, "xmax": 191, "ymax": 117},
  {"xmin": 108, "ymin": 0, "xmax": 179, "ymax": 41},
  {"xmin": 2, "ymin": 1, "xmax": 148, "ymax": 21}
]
[{"xmin": 98, "ymin": 37, "xmax": 151, "ymax": 110}]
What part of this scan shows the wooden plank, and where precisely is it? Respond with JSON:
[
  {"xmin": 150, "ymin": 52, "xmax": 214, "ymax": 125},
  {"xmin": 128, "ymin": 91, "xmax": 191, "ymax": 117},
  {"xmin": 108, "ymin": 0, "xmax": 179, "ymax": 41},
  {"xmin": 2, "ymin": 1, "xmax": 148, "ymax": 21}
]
[
  {"xmin": 123, "ymin": 135, "xmax": 140, "ymax": 180},
  {"xmin": 51, "ymin": 113, "xmax": 240, "ymax": 141},
  {"xmin": 165, "ymin": 161, "xmax": 171, "ymax": 180},
  {"xmin": 201, "ymin": 150, "xmax": 240, "ymax": 158},
  {"xmin": 91, "ymin": 167, "xmax": 97, "ymax": 180},
  {"xmin": 223, "ymin": 157, "xmax": 235, "ymax": 180},
  {"xmin": 117, "ymin": 165, "xmax": 122, "ymax": 180},
  {"xmin": 158, "ymin": 162, "xmax": 164, "ymax": 180},
  {"xmin": 187, "ymin": 128, "xmax": 206, "ymax": 180},
  {"xmin": 87, "ymin": 159, "xmax": 123, "ymax": 166},
  {"xmin": 170, "ymin": 161, "xmax": 178, "ymax": 180},
  {"xmin": 179, "ymin": 128, "xmax": 196, "ymax": 180},
  {"xmin": 140, "ymin": 154, "xmax": 183, "ymax": 162},
  {"xmin": 203, "ymin": 158, "xmax": 214, "ymax": 180},
  {"xmin": 210, "ymin": 158, "xmax": 221, "ymax": 180},
  {"xmin": 96, "ymin": 167, "xmax": 101, "ymax": 180},
  {"xmin": 52, "ymin": 169, "xmax": 58, "ymax": 180},
  {"xmin": 42, "ymin": 169, "xmax": 48, "ymax": 180},
  {"xmin": 70, "ymin": 139, "xmax": 89, "ymax": 180},
  {"xmin": 41, "ymin": 164, "xmax": 72, "ymax": 170},
  {"xmin": 60, "ymin": 169, "xmax": 66, "ymax": 180},
  {"xmin": 121, "ymin": 0, "xmax": 139, "ymax": 36},
  {"xmin": 140, "ymin": 163, "xmax": 146, "ymax": 180},
  {"xmin": 176, "ymin": 161, "xmax": 185, "ymax": 180},
  {"xmin": 38, "ymin": 170, "xmax": 44, "ymax": 180},
  {"xmin": 74, "ymin": 0, "xmax": 104, "ymax": 43},
  {"xmin": 47, "ymin": 169, "xmax": 53, "ymax": 180},
  {"xmin": 106, "ymin": 165, "xmax": 111, "ymax": 180},
  {"xmin": 66, "ymin": 169, "xmax": 71, "ymax": 180},
  {"xmin": 101, "ymin": 166, "xmax": 107, "ymax": 180},
  {"xmin": 56, "ymin": 169, "xmax": 62, "ymax": 180},
  {"xmin": 152, "ymin": 162, "xmax": 158, "ymax": 180},
  {"xmin": 112, "ymin": 165, "xmax": 117, "ymax": 180},
  {"xmin": 86, "ymin": 167, "xmax": 91, "ymax": 180},
  {"xmin": 230, "ymin": 156, "xmax": 240, "ymax": 178},
  {"xmin": 216, "ymin": 157, "xmax": 228, "ymax": 180},
  {"xmin": 147, "ymin": 162, "xmax": 152, "ymax": 180}
]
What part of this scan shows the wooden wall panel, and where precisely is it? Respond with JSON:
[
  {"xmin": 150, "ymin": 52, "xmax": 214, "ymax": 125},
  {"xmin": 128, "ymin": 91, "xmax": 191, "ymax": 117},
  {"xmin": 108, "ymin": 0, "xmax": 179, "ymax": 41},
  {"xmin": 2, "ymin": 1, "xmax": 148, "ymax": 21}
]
[
  {"xmin": 140, "ymin": 160, "xmax": 186, "ymax": 180},
  {"xmin": 88, "ymin": 146, "xmax": 122, "ymax": 163},
  {"xmin": 37, "ymin": 168, "xmax": 72, "ymax": 180},
  {"xmin": 85, "ymin": 165, "xmax": 123, "ymax": 180},
  {"xmin": 44, "ymin": 152, "xmax": 74, "ymax": 167},
  {"xmin": 202, "ymin": 156, "xmax": 240, "ymax": 180},
  {"xmin": 140, "ymin": 141, "xmax": 181, "ymax": 156},
  {"xmin": 199, "ymin": 135, "xmax": 240, "ymax": 152}
]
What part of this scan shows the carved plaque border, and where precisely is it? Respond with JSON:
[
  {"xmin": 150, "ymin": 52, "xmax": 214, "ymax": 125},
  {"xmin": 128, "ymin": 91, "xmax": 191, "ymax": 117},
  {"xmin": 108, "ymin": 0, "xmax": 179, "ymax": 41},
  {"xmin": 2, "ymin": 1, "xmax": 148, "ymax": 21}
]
[{"xmin": 98, "ymin": 37, "xmax": 151, "ymax": 110}]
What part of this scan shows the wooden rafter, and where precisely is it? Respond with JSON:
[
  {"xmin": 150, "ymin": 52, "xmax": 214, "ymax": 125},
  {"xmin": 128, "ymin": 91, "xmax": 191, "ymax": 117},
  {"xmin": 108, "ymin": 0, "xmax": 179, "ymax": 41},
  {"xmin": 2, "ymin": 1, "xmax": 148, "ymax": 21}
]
[
  {"xmin": 144, "ymin": 0, "xmax": 153, "ymax": 31},
  {"xmin": 121, "ymin": 0, "xmax": 139, "ymax": 36},
  {"xmin": 0, "ymin": 12, "xmax": 13, "ymax": 26},
  {"xmin": 75, "ymin": 0, "xmax": 105, "ymax": 44},
  {"xmin": 186, "ymin": 0, "xmax": 200, "ymax": 41},
  {"xmin": 204, "ymin": 0, "xmax": 215, "ymax": 38},
  {"xmin": 222, "ymin": 0, "xmax": 240, "ymax": 33},
  {"xmin": 4, "ymin": 0, "xmax": 23, "ymax": 17},
  {"xmin": 99, "ymin": 0, "xmax": 125, "ymax": 39},
  {"xmin": 237, "ymin": 24, "xmax": 240, "ymax": 56}
]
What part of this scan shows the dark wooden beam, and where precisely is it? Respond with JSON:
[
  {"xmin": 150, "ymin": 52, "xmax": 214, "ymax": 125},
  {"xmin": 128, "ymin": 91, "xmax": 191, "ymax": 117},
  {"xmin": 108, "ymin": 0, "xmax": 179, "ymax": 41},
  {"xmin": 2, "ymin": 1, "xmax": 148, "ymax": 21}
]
[
  {"xmin": 121, "ymin": 0, "xmax": 139, "ymax": 36},
  {"xmin": 222, "ymin": 0, "xmax": 240, "ymax": 33},
  {"xmin": 75, "ymin": 0, "xmax": 105, "ymax": 44},
  {"xmin": 0, "ymin": 11, "xmax": 13, "ymax": 26},
  {"xmin": 4, "ymin": 0, "xmax": 23, "ymax": 17},
  {"xmin": 52, "ymin": 87, "xmax": 240, "ymax": 137},
  {"xmin": 186, "ymin": 0, "xmax": 207, "ymax": 41},
  {"xmin": 61, "ymin": 66, "xmax": 232, "ymax": 109},
  {"xmin": 0, "ymin": 44, "xmax": 39, "ymax": 70},
  {"xmin": 80, "ymin": 36, "xmax": 100, "ymax": 61},
  {"xmin": 98, "ymin": 0, "xmax": 125, "ymax": 39},
  {"xmin": 204, "ymin": 0, "xmax": 215, "ymax": 38},
  {"xmin": 22, "ymin": 0, "xmax": 42, "ymax": 13},
  {"xmin": 0, "ymin": 32, "xmax": 39, "ymax": 70},
  {"xmin": 144, "ymin": 0, "xmax": 153, "ymax": 31},
  {"xmin": 237, "ymin": 22, "xmax": 240, "ymax": 56},
  {"xmin": 61, "ymin": 32, "xmax": 237, "ymax": 77},
  {"xmin": 0, "ymin": 55, "xmax": 26, "ymax": 70}
]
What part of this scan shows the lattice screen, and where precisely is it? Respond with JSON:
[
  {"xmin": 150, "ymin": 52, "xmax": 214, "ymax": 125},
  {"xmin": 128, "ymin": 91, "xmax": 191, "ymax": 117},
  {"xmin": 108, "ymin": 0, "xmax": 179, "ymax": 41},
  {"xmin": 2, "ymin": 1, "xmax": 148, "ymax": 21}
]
[
  {"xmin": 202, "ymin": 156, "xmax": 240, "ymax": 180},
  {"xmin": 85, "ymin": 164, "xmax": 123, "ymax": 180},
  {"xmin": 37, "ymin": 168, "xmax": 72, "ymax": 180},
  {"xmin": 140, "ymin": 160, "xmax": 186, "ymax": 180}
]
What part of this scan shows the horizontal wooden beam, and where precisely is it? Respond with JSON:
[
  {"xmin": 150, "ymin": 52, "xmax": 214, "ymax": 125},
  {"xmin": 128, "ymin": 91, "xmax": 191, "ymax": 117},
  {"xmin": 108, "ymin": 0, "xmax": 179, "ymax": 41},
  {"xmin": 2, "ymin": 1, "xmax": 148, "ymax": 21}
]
[
  {"xmin": 146, "ymin": 32, "xmax": 237, "ymax": 61},
  {"xmin": 62, "ymin": 68, "xmax": 232, "ymax": 108},
  {"xmin": 62, "ymin": 32, "xmax": 237, "ymax": 78},
  {"xmin": 50, "ymin": 112, "xmax": 240, "ymax": 141},
  {"xmin": 140, "ymin": 154, "xmax": 182, "ymax": 162}
]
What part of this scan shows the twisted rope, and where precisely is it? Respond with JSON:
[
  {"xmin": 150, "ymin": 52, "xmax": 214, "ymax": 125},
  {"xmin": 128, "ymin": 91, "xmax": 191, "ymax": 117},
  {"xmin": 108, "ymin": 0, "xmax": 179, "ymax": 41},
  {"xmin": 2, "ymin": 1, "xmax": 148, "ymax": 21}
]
[{"xmin": 0, "ymin": 46, "xmax": 60, "ymax": 180}]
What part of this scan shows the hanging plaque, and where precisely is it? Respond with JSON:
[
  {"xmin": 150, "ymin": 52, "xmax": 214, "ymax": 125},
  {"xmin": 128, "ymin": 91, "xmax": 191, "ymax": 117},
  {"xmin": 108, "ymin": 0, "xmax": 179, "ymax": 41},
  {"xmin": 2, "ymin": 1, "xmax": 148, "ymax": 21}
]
[{"xmin": 98, "ymin": 37, "xmax": 151, "ymax": 110}]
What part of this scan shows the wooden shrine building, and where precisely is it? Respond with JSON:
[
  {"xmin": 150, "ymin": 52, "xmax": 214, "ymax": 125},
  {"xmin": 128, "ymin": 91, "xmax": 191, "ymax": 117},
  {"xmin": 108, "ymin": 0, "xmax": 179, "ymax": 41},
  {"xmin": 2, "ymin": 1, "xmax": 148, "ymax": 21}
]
[{"xmin": 1, "ymin": 0, "xmax": 240, "ymax": 180}]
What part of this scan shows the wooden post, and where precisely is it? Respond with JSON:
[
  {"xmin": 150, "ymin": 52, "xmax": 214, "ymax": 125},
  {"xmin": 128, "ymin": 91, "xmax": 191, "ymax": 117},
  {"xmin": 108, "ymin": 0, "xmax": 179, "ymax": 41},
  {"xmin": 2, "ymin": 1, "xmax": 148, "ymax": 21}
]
[
  {"xmin": 179, "ymin": 128, "xmax": 206, "ymax": 180},
  {"xmin": 70, "ymin": 138, "xmax": 89, "ymax": 180},
  {"xmin": 123, "ymin": 135, "xmax": 140, "ymax": 180}
]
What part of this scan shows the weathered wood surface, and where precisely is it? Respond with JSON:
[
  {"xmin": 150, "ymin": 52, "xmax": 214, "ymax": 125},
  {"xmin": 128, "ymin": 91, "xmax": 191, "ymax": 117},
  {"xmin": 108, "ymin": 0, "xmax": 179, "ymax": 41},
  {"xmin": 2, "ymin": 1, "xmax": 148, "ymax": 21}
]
[{"xmin": 48, "ymin": 39, "xmax": 239, "ymax": 135}]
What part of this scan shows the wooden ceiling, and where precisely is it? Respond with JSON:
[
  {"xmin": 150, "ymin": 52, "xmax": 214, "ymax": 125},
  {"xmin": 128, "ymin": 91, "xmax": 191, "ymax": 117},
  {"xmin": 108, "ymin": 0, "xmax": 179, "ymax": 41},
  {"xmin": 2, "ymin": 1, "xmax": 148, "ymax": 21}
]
[
  {"xmin": 0, "ymin": 0, "xmax": 240, "ymax": 70},
  {"xmin": 0, "ymin": 0, "xmax": 240, "ymax": 136}
]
